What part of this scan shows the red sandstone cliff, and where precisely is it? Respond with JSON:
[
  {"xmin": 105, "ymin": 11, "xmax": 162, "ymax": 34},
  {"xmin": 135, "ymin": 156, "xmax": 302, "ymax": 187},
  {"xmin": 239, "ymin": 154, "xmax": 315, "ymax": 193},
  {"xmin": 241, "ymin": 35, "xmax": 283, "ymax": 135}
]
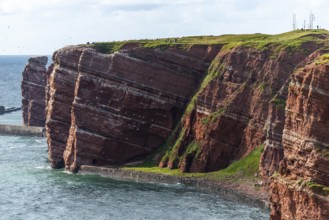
[
  {"xmin": 21, "ymin": 56, "xmax": 48, "ymax": 126},
  {"xmin": 21, "ymin": 31, "xmax": 329, "ymax": 219},
  {"xmin": 270, "ymin": 54, "xmax": 329, "ymax": 220},
  {"xmin": 45, "ymin": 44, "xmax": 221, "ymax": 170},
  {"xmin": 46, "ymin": 47, "xmax": 86, "ymax": 168},
  {"xmin": 160, "ymin": 43, "xmax": 323, "ymax": 173}
]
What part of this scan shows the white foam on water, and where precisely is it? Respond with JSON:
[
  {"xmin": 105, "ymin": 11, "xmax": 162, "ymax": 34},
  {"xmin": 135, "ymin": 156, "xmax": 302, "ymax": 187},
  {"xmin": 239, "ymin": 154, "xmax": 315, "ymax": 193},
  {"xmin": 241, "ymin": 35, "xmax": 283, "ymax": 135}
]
[
  {"xmin": 9, "ymin": 144, "xmax": 25, "ymax": 149},
  {"xmin": 35, "ymin": 165, "xmax": 51, "ymax": 170},
  {"xmin": 34, "ymin": 139, "xmax": 46, "ymax": 144},
  {"xmin": 62, "ymin": 170, "xmax": 73, "ymax": 175}
]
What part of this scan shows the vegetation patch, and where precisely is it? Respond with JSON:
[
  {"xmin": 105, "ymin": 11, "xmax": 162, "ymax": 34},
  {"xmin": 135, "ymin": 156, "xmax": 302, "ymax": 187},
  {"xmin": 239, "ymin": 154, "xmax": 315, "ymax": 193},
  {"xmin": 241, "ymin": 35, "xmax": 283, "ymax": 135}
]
[
  {"xmin": 304, "ymin": 181, "xmax": 329, "ymax": 196},
  {"xmin": 200, "ymin": 107, "xmax": 226, "ymax": 125},
  {"xmin": 201, "ymin": 117, "xmax": 209, "ymax": 125},
  {"xmin": 185, "ymin": 97, "xmax": 197, "ymax": 114},
  {"xmin": 185, "ymin": 59, "xmax": 224, "ymax": 115},
  {"xmin": 159, "ymin": 127, "xmax": 186, "ymax": 166},
  {"xmin": 209, "ymin": 144, "xmax": 264, "ymax": 179},
  {"xmin": 139, "ymin": 124, "xmax": 182, "ymax": 167},
  {"xmin": 315, "ymin": 54, "xmax": 329, "ymax": 65},
  {"xmin": 257, "ymin": 82, "xmax": 266, "ymax": 92},
  {"xmin": 91, "ymin": 30, "xmax": 329, "ymax": 55},
  {"xmin": 314, "ymin": 144, "xmax": 329, "ymax": 157},
  {"xmin": 273, "ymin": 174, "xmax": 329, "ymax": 197},
  {"xmin": 182, "ymin": 141, "xmax": 201, "ymax": 160},
  {"xmin": 124, "ymin": 144, "xmax": 264, "ymax": 183},
  {"xmin": 92, "ymin": 42, "xmax": 127, "ymax": 54},
  {"xmin": 209, "ymin": 108, "xmax": 226, "ymax": 123},
  {"xmin": 271, "ymin": 97, "xmax": 286, "ymax": 107}
]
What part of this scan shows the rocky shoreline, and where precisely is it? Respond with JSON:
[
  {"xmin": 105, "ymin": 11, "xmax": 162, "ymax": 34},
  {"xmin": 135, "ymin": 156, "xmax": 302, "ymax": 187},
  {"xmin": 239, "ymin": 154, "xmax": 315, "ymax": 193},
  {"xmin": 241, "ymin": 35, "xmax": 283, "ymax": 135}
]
[{"xmin": 79, "ymin": 165, "xmax": 270, "ymax": 211}]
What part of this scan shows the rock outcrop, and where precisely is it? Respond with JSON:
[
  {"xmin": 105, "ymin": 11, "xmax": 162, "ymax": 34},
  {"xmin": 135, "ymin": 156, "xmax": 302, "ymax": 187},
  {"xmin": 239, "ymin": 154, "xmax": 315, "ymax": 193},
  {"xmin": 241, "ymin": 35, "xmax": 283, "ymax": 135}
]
[
  {"xmin": 160, "ymin": 42, "xmax": 324, "ymax": 173},
  {"xmin": 260, "ymin": 82, "xmax": 287, "ymax": 184},
  {"xmin": 21, "ymin": 56, "xmax": 48, "ymax": 126},
  {"xmin": 46, "ymin": 44, "xmax": 221, "ymax": 170},
  {"xmin": 46, "ymin": 47, "xmax": 86, "ymax": 168},
  {"xmin": 270, "ymin": 54, "xmax": 329, "ymax": 220}
]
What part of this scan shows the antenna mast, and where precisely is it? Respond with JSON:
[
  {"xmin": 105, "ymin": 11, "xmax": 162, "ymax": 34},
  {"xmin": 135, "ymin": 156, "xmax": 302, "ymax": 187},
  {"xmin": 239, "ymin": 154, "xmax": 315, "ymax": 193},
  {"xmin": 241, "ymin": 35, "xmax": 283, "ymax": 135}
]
[{"xmin": 309, "ymin": 12, "xmax": 315, "ymax": 29}]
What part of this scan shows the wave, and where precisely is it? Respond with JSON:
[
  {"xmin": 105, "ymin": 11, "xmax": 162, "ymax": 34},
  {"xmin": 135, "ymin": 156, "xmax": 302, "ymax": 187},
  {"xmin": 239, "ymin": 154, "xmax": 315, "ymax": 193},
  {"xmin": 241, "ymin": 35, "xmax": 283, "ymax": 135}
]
[{"xmin": 35, "ymin": 165, "xmax": 51, "ymax": 170}]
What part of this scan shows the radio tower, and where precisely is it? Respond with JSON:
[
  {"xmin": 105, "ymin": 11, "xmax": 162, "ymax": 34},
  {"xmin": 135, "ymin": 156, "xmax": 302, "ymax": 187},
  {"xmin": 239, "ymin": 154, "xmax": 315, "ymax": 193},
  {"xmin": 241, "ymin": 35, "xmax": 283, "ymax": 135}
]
[
  {"xmin": 309, "ymin": 12, "xmax": 315, "ymax": 29},
  {"xmin": 293, "ymin": 13, "xmax": 297, "ymax": 30}
]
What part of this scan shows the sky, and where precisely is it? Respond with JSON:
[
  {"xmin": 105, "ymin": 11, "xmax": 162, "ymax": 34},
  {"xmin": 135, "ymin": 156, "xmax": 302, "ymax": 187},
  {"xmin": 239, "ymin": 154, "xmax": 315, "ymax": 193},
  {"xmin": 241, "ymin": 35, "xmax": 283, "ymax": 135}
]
[{"xmin": 0, "ymin": 0, "xmax": 328, "ymax": 55}]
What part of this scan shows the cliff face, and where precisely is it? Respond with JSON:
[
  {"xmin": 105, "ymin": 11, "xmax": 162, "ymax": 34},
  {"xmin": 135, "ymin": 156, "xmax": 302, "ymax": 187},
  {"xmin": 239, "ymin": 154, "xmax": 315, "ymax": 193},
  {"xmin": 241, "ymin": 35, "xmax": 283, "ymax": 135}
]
[
  {"xmin": 160, "ymin": 43, "xmax": 322, "ymax": 173},
  {"xmin": 21, "ymin": 31, "xmax": 329, "ymax": 219},
  {"xmin": 261, "ymin": 50, "xmax": 327, "ymax": 184},
  {"xmin": 21, "ymin": 56, "xmax": 48, "ymax": 126},
  {"xmin": 46, "ymin": 44, "xmax": 220, "ymax": 170},
  {"xmin": 46, "ymin": 47, "xmax": 84, "ymax": 168},
  {"xmin": 270, "ymin": 54, "xmax": 329, "ymax": 220},
  {"xmin": 40, "ymin": 33, "xmax": 327, "ymax": 176}
]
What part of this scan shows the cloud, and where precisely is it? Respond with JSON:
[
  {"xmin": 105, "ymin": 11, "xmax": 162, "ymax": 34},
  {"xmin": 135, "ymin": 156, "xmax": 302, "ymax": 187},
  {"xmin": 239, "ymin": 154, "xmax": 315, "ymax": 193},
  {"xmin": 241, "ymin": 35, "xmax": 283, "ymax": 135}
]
[
  {"xmin": 0, "ymin": 0, "xmax": 329, "ymax": 54},
  {"xmin": 99, "ymin": 3, "xmax": 163, "ymax": 12},
  {"xmin": 0, "ymin": 0, "xmax": 66, "ymax": 14}
]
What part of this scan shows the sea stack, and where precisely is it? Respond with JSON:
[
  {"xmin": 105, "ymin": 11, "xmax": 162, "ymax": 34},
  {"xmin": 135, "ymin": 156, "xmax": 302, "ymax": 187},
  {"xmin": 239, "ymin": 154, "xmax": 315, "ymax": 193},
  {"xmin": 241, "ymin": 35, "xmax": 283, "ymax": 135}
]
[{"xmin": 21, "ymin": 56, "xmax": 48, "ymax": 127}]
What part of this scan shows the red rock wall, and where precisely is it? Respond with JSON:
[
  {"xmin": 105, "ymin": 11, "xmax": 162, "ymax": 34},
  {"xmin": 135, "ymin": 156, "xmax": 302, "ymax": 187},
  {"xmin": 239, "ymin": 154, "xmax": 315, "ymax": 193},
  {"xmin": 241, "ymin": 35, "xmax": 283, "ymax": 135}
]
[
  {"xmin": 21, "ymin": 56, "xmax": 48, "ymax": 126},
  {"xmin": 161, "ymin": 44, "xmax": 322, "ymax": 173},
  {"xmin": 46, "ymin": 47, "xmax": 85, "ymax": 168},
  {"xmin": 260, "ymin": 82, "xmax": 287, "ymax": 184},
  {"xmin": 270, "ymin": 179, "xmax": 329, "ymax": 220},
  {"xmin": 261, "ymin": 50, "xmax": 329, "ymax": 185},
  {"xmin": 270, "ymin": 55, "xmax": 329, "ymax": 219},
  {"xmin": 45, "ymin": 45, "xmax": 221, "ymax": 170}
]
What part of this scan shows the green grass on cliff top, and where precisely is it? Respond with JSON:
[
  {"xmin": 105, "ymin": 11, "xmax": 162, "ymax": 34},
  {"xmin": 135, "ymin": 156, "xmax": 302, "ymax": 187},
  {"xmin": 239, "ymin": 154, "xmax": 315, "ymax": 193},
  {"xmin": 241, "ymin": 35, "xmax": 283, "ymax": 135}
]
[
  {"xmin": 91, "ymin": 29, "xmax": 329, "ymax": 54},
  {"xmin": 124, "ymin": 145, "xmax": 264, "ymax": 182}
]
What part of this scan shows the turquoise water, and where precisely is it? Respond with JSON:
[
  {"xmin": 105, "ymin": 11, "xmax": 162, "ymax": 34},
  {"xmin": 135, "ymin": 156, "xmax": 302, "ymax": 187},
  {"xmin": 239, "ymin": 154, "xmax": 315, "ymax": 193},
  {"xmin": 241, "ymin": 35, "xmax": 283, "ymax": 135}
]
[{"xmin": 0, "ymin": 56, "xmax": 269, "ymax": 219}]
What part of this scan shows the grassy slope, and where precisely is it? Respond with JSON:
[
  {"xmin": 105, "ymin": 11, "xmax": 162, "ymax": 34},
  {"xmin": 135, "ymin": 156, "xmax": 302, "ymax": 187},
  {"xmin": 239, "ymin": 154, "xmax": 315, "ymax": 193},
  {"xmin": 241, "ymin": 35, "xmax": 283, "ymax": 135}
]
[
  {"xmin": 92, "ymin": 29, "xmax": 329, "ymax": 54},
  {"xmin": 124, "ymin": 145, "xmax": 264, "ymax": 183}
]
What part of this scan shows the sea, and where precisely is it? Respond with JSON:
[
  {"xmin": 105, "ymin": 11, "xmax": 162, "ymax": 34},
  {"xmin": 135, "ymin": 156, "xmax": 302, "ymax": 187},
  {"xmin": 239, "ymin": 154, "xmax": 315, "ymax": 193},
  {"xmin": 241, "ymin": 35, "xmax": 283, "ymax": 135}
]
[{"xmin": 0, "ymin": 55, "xmax": 269, "ymax": 220}]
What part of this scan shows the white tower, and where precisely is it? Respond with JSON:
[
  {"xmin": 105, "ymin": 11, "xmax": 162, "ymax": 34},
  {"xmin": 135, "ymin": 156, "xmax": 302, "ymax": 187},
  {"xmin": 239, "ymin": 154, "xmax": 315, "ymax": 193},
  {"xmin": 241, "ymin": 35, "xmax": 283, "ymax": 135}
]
[
  {"xmin": 309, "ymin": 12, "xmax": 315, "ymax": 29},
  {"xmin": 293, "ymin": 14, "xmax": 297, "ymax": 30}
]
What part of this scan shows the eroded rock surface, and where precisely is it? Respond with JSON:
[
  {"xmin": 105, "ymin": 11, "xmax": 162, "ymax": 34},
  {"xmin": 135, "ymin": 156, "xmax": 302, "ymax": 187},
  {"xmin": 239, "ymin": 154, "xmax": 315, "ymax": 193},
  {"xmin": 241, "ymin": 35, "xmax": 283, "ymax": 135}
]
[
  {"xmin": 21, "ymin": 56, "xmax": 48, "ymax": 126},
  {"xmin": 46, "ymin": 47, "xmax": 85, "ymax": 168},
  {"xmin": 46, "ymin": 45, "xmax": 221, "ymax": 170},
  {"xmin": 161, "ymin": 44, "xmax": 323, "ymax": 173},
  {"xmin": 270, "ymin": 54, "xmax": 329, "ymax": 220}
]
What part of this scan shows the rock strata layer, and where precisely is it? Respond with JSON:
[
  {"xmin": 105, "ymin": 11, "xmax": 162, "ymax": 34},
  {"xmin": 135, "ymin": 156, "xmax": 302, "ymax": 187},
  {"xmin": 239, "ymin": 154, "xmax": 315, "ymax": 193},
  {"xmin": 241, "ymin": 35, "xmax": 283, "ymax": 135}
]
[
  {"xmin": 270, "ymin": 55, "xmax": 329, "ymax": 220},
  {"xmin": 21, "ymin": 56, "xmax": 48, "ymax": 126},
  {"xmin": 160, "ymin": 44, "xmax": 324, "ymax": 173},
  {"xmin": 46, "ymin": 47, "xmax": 85, "ymax": 168},
  {"xmin": 46, "ymin": 45, "xmax": 220, "ymax": 170}
]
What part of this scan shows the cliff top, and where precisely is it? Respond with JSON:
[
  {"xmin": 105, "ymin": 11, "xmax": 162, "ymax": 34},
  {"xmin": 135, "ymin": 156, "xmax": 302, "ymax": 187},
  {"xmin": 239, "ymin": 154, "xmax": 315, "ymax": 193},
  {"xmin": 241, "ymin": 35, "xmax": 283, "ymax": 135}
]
[{"xmin": 90, "ymin": 29, "xmax": 329, "ymax": 54}]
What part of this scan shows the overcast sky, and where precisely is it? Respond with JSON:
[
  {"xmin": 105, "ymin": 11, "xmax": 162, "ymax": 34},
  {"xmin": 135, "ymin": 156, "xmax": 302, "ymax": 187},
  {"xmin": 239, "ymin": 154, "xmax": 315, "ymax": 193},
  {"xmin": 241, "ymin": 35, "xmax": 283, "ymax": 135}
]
[{"xmin": 0, "ymin": 0, "xmax": 328, "ymax": 55}]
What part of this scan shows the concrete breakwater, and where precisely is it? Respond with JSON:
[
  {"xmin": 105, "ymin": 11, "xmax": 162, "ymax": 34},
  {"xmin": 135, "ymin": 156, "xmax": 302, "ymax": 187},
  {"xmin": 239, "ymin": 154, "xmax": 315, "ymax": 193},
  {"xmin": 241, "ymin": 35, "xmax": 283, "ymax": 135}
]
[
  {"xmin": 79, "ymin": 165, "xmax": 270, "ymax": 211},
  {"xmin": 0, "ymin": 106, "xmax": 22, "ymax": 115},
  {"xmin": 0, "ymin": 124, "xmax": 45, "ymax": 137}
]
